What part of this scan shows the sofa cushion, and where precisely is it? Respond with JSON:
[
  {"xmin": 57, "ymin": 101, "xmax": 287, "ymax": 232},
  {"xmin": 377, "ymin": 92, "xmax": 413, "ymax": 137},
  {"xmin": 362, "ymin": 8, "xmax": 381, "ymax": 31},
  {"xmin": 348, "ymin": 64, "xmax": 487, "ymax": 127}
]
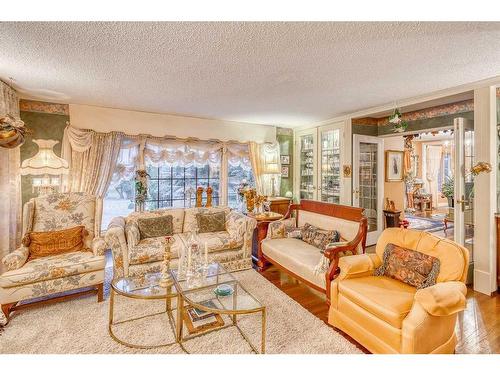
[
  {"xmin": 24, "ymin": 226, "xmax": 89, "ymax": 260},
  {"xmin": 262, "ymin": 238, "xmax": 326, "ymax": 289},
  {"xmin": 183, "ymin": 207, "xmax": 231, "ymax": 233},
  {"xmin": 127, "ymin": 208, "xmax": 185, "ymax": 234},
  {"xmin": 0, "ymin": 251, "xmax": 105, "ymax": 288},
  {"xmin": 181, "ymin": 231, "xmax": 243, "ymax": 253},
  {"xmin": 196, "ymin": 211, "xmax": 226, "ymax": 233},
  {"xmin": 137, "ymin": 215, "xmax": 173, "ymax": 239},
  {"xmin": 31, "ymin": 192, "xmax": 96, "ymax": 249},
  {"xmin": 128, "ymin": 234, "xmax": 184, "ymax": 265},
  {"xmin": 375, "ymin": 243, "xmax": 440, "ymax": 289},
  {"xmin": 339, "ymin": 275, "xmax": 416, "ymax": 329},
  {"xmin": 301, "ymin": 223, "xmax": 340, "ymax": 250}
]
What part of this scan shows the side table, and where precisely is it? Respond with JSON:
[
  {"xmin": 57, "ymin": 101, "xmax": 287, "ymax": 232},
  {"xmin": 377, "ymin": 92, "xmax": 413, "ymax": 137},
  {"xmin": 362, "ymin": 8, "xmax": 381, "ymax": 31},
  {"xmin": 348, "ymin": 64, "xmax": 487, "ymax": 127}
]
[{"xmin": 247, "ymin": 212, "xmax": 283, "ymax": 271}]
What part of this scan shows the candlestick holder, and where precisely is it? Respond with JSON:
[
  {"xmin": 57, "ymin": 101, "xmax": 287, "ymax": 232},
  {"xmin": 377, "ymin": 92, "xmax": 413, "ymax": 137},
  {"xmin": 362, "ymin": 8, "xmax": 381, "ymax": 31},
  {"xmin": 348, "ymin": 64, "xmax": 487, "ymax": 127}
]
[{"xmin": 159, "ymin": 236, "xmax": 175, "ymax": 288}]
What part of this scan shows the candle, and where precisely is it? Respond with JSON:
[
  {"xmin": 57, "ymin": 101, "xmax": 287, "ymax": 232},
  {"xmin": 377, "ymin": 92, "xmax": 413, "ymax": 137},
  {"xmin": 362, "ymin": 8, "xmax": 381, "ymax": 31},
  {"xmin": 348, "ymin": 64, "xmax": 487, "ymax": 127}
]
[
  {"xmin": 178, "ymin": 248, "xmax": 185, "ymax": 274},
  {"xmin": 204, "ymin": 242, "xmax": 208, "ymax": 265},
  {"xmin": 187, "ymin": 246, "xmax": 192, "ymax": 271}
]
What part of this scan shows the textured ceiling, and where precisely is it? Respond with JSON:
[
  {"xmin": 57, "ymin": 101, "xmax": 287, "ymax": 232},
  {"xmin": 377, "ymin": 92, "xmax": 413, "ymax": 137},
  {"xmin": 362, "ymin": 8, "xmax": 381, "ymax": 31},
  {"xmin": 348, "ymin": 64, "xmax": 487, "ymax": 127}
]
[{"xmin": 1, "ymin": 22, "xmax": 499, "ymax": 127}]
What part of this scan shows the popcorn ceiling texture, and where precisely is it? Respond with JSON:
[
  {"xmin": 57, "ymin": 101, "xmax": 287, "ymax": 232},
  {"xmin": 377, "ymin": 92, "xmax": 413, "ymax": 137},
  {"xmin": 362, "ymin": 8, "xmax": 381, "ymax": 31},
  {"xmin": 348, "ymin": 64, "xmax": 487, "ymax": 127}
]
[{"xmin": 1, "ymin": 22, "xmax": 499, "ymax": 127}]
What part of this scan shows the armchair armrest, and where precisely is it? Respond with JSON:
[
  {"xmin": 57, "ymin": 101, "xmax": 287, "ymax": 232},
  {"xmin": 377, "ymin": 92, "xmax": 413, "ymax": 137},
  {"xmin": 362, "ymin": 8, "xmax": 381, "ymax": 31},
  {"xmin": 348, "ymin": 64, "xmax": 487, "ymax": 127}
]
[
  {"xmin": 226, "ymin": 211, "xmax": 257, "ymax": 257},
  {"xmin": 336, "ymin": 253, "xmax": 381, "ymax": 280},
  {"xmin": 104, "ymin": 216, "xmax": 129, "ymax": 278},
  {"xmin": 124, "ymin": 221, "xmax": 140, "ymax": 249},
  {"xmin": 265, "ymin": 217, "xmax": 297, "ymax": 240},
  {"xmin": 414, "ymin": 281, "xmax": 467, "ymax": 316},
  {"xmin": 91, "ymin": 237, "xmax": 107, "ymax": 257},
  {"xmin": 2, "ymin": 246, "xmax": 29, "ymax": 271}
]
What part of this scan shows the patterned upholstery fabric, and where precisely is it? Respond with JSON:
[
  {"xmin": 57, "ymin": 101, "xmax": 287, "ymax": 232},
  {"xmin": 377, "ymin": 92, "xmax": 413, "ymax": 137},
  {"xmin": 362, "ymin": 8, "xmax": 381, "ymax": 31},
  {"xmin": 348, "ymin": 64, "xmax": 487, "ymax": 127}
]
[
  {"xmin": 25, "ymin": 225, "xmax": 88, "ymax": 260},
  {"xmin": 31, "ymin": 193, "xmax": 97, "ymax": 249},
  {"xmin": 375, "ymin": 243, "xmax": 440, "ymax": 289},
  {"xmin": 0, "ymin": 251, "xmax": 105, "ymax": 288},
  {"xmin": 301, "ymin": 223, "xmax": 340, "ymax": 250},
  {"xmin": 105, "ymin": 207, "xmax": 256, "ymax": 279},
  {"xmin": 2, "ymin": 246, "xmax": 29, "ymax": 271},
  {"xmin": 127, "ymin": 208, "xmax": 185, "ymax": 234},
  {"xmin": 0, "ymin": 193, "xmax": 106, "ymax": 317},
  {"xmin": 137, "ymin": 215, "xmax": 173, "ymax": 239},
  {"xmin": 128, "ymin": 234, "xmax": 184, "ymax": 265},
  {"xmin": 267, "ymin": 218, "xmax": 297, "ymax": 239},
  {"xmin": 183, "ymin": 207, "xmax": 231, "ymax": 233},
  {"xmin": 196, "ymin": 212, "xmax": 226, "ymax": 233}
]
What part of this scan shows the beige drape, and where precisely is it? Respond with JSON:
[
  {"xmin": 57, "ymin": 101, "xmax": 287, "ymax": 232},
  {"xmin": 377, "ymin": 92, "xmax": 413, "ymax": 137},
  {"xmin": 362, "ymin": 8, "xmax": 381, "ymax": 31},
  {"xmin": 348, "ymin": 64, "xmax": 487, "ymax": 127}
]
[
  {"xmin": 425, "ymin": 145, "xmax": 443, "ymax": 207},
  {"xmin": 61, "ymin": 126, "xmax": 123, "ymax": 233},
  {"xmin": 249, "ymin": 141, "xmax": 280, "ymax": 196},
  {"xmin": 0, "ymin": 81, "xmax": 22, "ymax": 260}
]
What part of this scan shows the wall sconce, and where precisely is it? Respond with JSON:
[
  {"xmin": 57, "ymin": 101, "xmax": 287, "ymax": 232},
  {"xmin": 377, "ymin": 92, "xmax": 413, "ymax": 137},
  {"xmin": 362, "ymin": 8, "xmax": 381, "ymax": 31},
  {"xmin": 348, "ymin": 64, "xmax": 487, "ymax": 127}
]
[{"xmin": 20, "ymin": 139, "xmax": 69, "ymax": 195}]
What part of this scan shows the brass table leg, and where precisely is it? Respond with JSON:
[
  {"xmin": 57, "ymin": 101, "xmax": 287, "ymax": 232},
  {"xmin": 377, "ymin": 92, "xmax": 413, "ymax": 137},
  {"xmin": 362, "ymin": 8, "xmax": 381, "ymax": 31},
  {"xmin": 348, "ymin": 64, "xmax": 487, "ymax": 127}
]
[
  {"xmin": 261, "ymin": 307, "xmax": 266, "ymax": 354},
  {"xmin": 176, "ymin": 293, "xmax": 183, "ymax": 342}
]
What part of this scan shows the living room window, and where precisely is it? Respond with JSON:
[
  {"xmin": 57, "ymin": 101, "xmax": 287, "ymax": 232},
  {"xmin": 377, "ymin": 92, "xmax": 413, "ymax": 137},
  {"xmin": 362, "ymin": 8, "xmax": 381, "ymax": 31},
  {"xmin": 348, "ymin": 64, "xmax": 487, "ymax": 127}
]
[{"xmin": 145, "ymin": 163, "xmax": 220, "ymax": 209}]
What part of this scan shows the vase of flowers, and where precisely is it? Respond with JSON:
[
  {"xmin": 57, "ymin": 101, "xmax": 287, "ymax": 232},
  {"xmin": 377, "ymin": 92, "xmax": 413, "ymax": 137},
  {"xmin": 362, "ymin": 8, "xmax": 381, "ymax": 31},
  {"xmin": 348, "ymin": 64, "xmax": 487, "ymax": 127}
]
[
  {"xmin": 135, "ymin": 169, "xmax": 149, "ymax": 212},
  {"xmin": 237, "ymin": 179, "xmax": 250, "ymax": 213}
]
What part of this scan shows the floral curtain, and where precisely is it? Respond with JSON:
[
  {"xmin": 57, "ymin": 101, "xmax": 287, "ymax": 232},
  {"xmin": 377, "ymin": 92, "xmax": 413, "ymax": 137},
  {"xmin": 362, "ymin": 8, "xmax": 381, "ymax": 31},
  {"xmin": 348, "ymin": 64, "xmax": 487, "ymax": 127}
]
[{"xmin": 0, "ymin": 81, "xmax": 22, "ymax": 259}]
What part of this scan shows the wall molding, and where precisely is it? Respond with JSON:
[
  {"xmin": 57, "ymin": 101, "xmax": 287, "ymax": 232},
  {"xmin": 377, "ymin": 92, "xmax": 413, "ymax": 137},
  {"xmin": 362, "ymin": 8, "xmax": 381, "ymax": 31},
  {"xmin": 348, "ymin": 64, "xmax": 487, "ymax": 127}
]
[{"xmin": 20, "ymin": 99, "xmax": 69, "ymax": 115}]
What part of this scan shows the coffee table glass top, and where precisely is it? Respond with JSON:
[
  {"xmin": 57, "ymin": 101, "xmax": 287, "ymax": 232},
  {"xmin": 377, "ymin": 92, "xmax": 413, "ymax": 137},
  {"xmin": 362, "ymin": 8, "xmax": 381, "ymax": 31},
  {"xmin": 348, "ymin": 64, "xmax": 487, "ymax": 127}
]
[
  {"xmin": 170, "ymin": 262, "xmax": 263, "ymax": 313},
  {"xmin": 112, "ymin": 272, "xmax": 176, "ymax": 299}
]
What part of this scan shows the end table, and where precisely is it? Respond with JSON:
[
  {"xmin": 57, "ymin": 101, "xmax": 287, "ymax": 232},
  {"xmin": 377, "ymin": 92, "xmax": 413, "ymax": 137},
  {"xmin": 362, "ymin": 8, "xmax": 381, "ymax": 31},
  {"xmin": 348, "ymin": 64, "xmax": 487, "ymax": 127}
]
[{"xmin": 247, "ymin": 212, "xmax": 283, "ymax": 271}]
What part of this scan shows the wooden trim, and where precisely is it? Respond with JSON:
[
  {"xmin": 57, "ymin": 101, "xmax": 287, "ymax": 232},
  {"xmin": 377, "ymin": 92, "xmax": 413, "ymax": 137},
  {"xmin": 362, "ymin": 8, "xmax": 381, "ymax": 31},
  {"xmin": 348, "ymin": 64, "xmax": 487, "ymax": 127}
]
[
  {"xmin": 293, "ymin": 200, "xmax": 365, "ymax": 222},
  {"xmin": 2, "ymin": 284, "xmax": 103, "ymax": 322},
  {"xmin": 262, "ymin": 253, "xmax": 326, "ymax": 294}
]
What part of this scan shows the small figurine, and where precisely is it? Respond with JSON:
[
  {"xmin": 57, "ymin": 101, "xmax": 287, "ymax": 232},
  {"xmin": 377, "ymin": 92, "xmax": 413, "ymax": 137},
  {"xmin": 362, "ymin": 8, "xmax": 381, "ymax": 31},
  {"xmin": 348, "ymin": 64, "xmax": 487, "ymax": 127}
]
[
  {"xmin": 196, "ymin": 187, "xmax": 204, "ymax": 207},
  {"xmin": 159, "ymin": 236, "xmax": 175, "ymax": 288},
  {"xmin": 206, "ymin": 186, "xmax": 213, "ymax": 207}
]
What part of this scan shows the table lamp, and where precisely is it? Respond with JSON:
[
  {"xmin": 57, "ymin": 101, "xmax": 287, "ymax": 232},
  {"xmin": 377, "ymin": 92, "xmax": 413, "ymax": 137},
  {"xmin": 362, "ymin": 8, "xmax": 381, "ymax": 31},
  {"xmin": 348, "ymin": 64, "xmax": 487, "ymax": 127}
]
[
  {"xmin": 20, "ymin": 139, "xmax": 69, "ymax": 195},
  {"xmin": 262, "ymin": 153, "xmax": 280, "ymax": 197}
]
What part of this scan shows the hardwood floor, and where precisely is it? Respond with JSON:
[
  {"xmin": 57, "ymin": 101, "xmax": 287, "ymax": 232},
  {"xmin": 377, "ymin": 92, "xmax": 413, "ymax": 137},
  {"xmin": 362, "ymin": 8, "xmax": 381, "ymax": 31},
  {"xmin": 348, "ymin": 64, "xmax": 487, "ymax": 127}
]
[{"xmin": 258, "ymin": 264, "xmax": 500, "ymax": 354}]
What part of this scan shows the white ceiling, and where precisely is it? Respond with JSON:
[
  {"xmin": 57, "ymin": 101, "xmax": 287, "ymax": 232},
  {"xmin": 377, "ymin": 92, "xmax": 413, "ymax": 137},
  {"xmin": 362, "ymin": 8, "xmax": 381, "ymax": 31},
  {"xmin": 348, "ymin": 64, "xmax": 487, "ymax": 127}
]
[{"xmin": 1, "ymin": 22, "xmax": 499, "ymax": 127}]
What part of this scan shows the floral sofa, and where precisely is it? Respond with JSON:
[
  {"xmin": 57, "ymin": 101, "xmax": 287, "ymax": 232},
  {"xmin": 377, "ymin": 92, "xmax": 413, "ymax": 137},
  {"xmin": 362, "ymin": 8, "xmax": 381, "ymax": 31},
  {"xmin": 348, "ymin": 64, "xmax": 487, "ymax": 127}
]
[
  {"xmin": 105, "ymin": 206, "xmax": 257, "ymax": 279},
  {"xmin": 0, "ymin": 193, "xmax": 106, "ymax": 324}
]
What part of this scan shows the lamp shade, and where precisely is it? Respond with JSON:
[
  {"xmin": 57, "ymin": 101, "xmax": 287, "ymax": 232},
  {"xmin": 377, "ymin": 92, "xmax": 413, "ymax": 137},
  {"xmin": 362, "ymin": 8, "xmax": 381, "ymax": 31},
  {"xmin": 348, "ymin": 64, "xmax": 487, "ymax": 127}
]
[{"xmin": 21, "ymin": 139, "xmax": 69, "ymax": 176}]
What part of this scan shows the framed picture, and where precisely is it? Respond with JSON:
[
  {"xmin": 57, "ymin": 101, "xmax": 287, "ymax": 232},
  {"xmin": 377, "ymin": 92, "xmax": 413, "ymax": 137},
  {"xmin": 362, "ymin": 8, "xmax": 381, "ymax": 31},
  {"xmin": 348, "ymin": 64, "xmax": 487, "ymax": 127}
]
[
  {"xmin": 281, "ymin": 165, "xmax": 289, "ymax": 178},
  {"xmin": 280, "ymin": 155, "xmax": 290, "ymax": 165},
  {"xmin": 385, "ymin": 150, "xmax": 404, "ymax": 182}
]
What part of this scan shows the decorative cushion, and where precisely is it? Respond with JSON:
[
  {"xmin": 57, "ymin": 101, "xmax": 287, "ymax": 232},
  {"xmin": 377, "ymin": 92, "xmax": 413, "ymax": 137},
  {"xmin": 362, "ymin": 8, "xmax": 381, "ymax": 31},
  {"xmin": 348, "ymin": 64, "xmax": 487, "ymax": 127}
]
[
  {"xmin": 127, "ymin": 208, "xmax": 185, "ymax": 234},
  {"xmin": 191, "ymin": 231, "xmax": 243, "ymax": 252},
  {"xmin": 375, "ymin": 243, "xmax": 440, "ymax": 289},
  {"xmin": 301, "ymin": 223, "xmax": 340, "ymax": 250},
  {"xmin": 183, "ymin": 207, "xmax": 231, "ymax": 233},
  {"xmin": 23, "ymin": 226, "xmax": 89, "ymax": 261},
  {"xmin": 137, "ymin": 215, "xmax": 173, "ymax": 239},
  {"xmin": 196, "ymin": 212, "xmax": 226, "ymax": 233},
  {"xmin": 267, "ymin": 218, "xmax": 297, "ymax": 239},
  {"xmin": 128, "ymin": 234, "xmax": 184, "ymax": 265}
]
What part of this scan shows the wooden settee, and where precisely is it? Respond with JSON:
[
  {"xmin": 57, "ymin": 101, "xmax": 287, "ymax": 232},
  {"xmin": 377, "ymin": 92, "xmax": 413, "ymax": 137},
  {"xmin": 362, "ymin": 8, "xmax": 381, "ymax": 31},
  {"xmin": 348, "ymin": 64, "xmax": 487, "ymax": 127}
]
[{"xmin": 260, "ymin": 200, "xmax": 367, "ymax": 304}]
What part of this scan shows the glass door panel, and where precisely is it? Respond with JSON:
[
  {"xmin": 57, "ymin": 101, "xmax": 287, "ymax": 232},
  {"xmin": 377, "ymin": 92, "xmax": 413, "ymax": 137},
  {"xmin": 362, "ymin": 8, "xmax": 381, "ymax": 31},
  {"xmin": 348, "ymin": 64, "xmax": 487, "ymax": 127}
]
[
  {"xmin": 299, "ymin": 132, "xmax": 317, "ymax": 200},
  {"xmin": 353, "ymin": 135, "xmax": 384, "ymax": 246},
  {"xmin": 320, "ymin": 128, "xmax": 341, "ymax": 203},
  {"xmin": 454, "ymin": 117, "xmax": 474, "ymax": 281}
]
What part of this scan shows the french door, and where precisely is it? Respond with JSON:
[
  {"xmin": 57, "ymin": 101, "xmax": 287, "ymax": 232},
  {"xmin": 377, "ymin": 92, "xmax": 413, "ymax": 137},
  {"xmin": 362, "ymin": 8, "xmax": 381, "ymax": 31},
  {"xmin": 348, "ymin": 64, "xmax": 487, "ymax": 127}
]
[
  {"xmin": 353, "ymin": 135, "xmax": 384, "ymax": 246},
  {"xmin": 453, "ymin": 117, "xmax": 474, "ymax": 282}
]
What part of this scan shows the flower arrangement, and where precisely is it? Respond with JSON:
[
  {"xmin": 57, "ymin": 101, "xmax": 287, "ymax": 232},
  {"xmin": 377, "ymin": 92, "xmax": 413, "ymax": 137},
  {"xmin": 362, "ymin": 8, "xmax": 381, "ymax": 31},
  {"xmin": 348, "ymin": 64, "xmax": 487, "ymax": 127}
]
[
  {"xmin": 389, "ymin": 108, "xmax": 409, "ymax": 133},
  {"xmin": 135, "ymin": 169, "xmax": 150, "ymax": 212},
  {"xmin": 237, "ymin": 179, "xmax": 251, "ymax": 200}
]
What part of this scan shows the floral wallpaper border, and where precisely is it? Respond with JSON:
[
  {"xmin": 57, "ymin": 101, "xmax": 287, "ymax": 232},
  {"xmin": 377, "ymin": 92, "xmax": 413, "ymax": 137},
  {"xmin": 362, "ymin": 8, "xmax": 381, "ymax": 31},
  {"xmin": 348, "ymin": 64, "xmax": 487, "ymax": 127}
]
[{"xmin": 20, "ymin": 100, "xmax": 69, "ymax": 115}]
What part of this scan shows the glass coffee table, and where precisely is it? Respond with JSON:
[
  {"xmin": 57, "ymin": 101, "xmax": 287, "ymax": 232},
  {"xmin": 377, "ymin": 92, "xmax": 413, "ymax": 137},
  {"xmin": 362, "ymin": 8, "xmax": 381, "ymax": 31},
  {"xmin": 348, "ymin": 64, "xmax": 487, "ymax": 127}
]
[
  {"xmin": 108, "ymin": 273, "xmax": 178, "ymax": 349},
  {"xmin": 171, "ymin": 262, "xmax": 266, "ymax": 354}
]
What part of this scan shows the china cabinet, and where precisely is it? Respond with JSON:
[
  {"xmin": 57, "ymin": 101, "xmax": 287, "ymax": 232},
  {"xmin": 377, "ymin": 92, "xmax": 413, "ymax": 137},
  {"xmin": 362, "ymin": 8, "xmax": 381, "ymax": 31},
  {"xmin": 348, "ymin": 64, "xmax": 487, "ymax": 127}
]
[{"xmin": 294, "ymin": 122, "xmax": 345, "ymax": 204}]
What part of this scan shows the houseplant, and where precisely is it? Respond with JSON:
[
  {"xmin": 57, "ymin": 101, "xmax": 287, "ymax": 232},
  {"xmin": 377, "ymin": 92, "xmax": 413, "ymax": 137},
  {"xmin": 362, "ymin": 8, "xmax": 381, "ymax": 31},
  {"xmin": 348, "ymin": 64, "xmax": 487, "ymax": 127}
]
[{"xmin": 441, "ymin": 176, "xmax": 454, "ymax": 208}]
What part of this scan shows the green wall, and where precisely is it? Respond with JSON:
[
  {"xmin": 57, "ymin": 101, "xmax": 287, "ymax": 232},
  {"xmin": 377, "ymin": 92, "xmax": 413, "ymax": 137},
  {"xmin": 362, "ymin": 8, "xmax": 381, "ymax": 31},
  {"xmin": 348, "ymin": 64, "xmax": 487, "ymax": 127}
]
[
  {"xmin": 277, "ymin": 127, "xmax": 293, "ymax": 197},
  {"xmin": 20, "ymin": 111, "xmax": 68, "ymax": 206}
]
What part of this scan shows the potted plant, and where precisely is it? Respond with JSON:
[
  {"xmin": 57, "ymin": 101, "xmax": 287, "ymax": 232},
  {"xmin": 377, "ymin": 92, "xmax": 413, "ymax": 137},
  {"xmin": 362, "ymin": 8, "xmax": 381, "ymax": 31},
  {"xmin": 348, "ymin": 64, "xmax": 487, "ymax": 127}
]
[{"xmin": 441, "ymin": 176, "xmax": 454, "ymax": 208}]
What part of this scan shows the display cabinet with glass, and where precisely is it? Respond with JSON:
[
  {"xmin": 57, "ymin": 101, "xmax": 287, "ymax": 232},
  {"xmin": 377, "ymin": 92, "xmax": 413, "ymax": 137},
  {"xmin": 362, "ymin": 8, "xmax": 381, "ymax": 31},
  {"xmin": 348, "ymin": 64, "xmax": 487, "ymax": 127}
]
[
  {"xmin": 299, "ymin": 133, "xmax": 316, "ymax": 200},
  {"xmin": 320, "ymin": 128, "xmax": 341, "ymax": 203}
]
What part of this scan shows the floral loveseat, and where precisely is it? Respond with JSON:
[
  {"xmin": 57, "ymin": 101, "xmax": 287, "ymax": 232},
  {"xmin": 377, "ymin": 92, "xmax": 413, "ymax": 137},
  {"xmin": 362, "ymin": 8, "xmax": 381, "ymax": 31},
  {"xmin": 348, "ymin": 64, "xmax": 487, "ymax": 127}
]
[
  {"xmin": 105, "ymin": 206, "xmax": 257, "ymax": 279},
  {"xmin": 0, "ymin": 193, "xmax": 106, "ymax": 324}
]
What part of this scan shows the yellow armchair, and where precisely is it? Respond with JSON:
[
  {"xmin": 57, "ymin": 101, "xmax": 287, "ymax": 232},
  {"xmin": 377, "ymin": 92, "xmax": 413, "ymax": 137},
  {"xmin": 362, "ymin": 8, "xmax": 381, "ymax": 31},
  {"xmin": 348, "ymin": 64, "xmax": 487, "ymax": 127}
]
[{"xmin": 329, "ymin": 228, "xmax": 469, "ymax": 354}]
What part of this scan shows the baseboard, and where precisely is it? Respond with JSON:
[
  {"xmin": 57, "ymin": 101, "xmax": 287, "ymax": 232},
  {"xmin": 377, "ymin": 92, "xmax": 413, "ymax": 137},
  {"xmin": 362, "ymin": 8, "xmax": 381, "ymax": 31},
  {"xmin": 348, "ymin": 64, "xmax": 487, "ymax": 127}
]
[{"xmin": 473, "ymin": 269, "xmax": 495, "ymax": 295}]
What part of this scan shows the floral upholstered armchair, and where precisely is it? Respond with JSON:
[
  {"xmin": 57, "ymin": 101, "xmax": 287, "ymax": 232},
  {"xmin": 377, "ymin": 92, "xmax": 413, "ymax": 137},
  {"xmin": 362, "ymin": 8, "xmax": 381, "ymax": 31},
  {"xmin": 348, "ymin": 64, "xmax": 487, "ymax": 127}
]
[{"xmin": 0, "ymin": 193, "xmax": 106, "ymax": 325}]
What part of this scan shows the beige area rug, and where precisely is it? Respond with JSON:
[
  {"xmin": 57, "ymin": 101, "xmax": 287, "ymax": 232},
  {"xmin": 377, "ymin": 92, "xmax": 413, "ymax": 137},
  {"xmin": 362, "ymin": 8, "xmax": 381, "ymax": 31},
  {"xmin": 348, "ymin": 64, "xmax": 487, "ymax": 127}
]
[{"xmin": 0, "ymin": 268, "xmax": 361, "ymax": 354}]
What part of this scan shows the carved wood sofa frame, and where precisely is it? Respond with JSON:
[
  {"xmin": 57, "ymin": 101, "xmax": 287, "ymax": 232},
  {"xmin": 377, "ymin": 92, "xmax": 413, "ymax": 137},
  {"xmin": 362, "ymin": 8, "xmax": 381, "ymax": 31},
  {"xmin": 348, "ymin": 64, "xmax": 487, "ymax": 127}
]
[{"xmin": 263, "ymin": 200, "xmax": 367, "ymax": 304}]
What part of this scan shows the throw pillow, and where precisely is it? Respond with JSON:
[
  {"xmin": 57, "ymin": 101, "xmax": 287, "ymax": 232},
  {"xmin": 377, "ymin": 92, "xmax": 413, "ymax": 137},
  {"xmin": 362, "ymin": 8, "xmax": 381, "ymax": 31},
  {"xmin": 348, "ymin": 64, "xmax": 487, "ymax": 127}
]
[
  {"xmin": 24, "ymin": 225, "xmax": 89, "ymax": 260},
  {"xmin": 286, "ymin": 227, "xmax": 303, "ymax": 239},
  {"xmin": 374, "ymin": 243, "xmax": 440, "ymax": 289},
  {"xmin": 301, "ymin": 223, "xmax": 340, "ymax": 250},
  {"xmin": 196, "ymin": 211, "xmax": 226, "ymax": 233},
  {"xmin": 137, "ymin": 215, "xmax": 174, "ymax": 239}
]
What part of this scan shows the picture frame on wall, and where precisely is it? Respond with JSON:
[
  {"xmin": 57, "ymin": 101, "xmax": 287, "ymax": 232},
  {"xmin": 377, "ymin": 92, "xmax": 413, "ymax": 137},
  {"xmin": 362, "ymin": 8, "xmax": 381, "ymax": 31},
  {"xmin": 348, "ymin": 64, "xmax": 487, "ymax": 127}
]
[
  {"xmin": 385, "ymin": 150, "xmax": 404, "ymax": 182},
  {"xmin": 280, "ymin": 155, "xmax": 290, "ymax": 165},
  {"xmin": 281, "ymin": 165, "xmax": 289, "ymax": 178}
]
